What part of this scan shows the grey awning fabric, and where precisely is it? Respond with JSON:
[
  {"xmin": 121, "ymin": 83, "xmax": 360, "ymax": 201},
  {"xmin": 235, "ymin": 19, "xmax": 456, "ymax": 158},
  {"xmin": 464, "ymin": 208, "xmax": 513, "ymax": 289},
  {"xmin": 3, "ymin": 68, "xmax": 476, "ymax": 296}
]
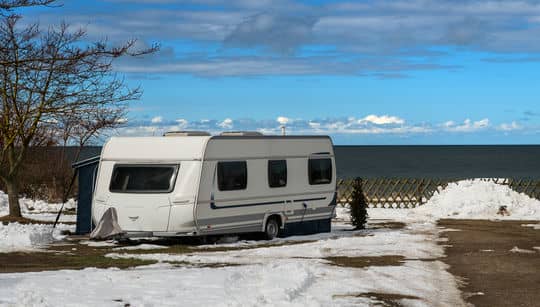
[{"xmin": 90, "ymin": 207, "xmax": 124, "ymax": 240}]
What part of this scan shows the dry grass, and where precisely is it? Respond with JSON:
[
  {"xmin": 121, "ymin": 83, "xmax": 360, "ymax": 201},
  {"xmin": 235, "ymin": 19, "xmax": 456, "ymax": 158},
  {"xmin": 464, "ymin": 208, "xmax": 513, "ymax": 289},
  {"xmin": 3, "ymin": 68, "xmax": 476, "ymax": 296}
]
[{"xmin": 0, "ymin": 242, "xmax": 157, "ymax": 273}]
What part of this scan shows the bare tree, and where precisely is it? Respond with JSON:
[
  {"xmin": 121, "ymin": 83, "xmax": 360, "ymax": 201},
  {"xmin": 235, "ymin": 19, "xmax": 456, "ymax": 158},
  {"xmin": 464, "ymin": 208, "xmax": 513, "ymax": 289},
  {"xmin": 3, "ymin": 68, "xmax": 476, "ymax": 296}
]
[
  {"xmin": 0, "ymin": 0, "xmax": 55, "ymax": 11},
  {"xmin": 55, "ymin": 106, "xmax": 126, "ymax": 205},
  {"xmin": 0, "ymin": 5, "xmax": 157, "ymax": 217}
]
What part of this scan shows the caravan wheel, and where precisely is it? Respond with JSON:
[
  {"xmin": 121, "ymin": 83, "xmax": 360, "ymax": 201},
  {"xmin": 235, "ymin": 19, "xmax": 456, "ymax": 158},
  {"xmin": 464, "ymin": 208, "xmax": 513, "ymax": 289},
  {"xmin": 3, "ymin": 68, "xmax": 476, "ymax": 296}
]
[{"xmin": 264, "ymin": 218, "xmax": 280, "ymax": 240}]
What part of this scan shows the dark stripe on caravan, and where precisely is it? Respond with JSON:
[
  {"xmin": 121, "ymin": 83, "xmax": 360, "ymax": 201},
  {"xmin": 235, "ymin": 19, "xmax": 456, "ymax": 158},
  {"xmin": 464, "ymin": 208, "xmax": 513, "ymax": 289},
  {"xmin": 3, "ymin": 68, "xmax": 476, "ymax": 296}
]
[
  {"xmin": 198, "ymin": 213, "xmax": 265, "ymax": 225},
  {"xmin": 292, "ymin": 197, "xmax": 327, "ymax": 203},
  {"xmin": 210, "ymin": 200, "xmax": 285, "ymax": 209},
  {"xmin": 209, "ymin": 196, "xmax": 328, "ymax": 209}
]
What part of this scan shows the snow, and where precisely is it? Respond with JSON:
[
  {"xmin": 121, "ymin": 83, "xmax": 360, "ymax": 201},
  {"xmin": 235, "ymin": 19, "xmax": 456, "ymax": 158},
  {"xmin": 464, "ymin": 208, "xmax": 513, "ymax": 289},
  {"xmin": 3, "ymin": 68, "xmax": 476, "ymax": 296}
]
[
  {"xmin": 108, "ymin": 222, "xmax": 444, "ymax": 266},
  {"xmin": 509, "ymin": 246, "xmax": 537, "ymax": 254},
  {"xmin": 0, "ymin": 259, "xmax": 462, "ymax": 307},
  {"xmin": 114, "ymin": 244, "xmax": 168, "ymax": 251},
  {"xmin": 0, "ymin": 221, "xmax": 465, "ymax": 306},
  {"xmin": 0, "ymin": 190, "xmax": 77, "ymax": 223},
  {"xmin": 522, "ymin": 223, "xmax": 540, "ymax": 230},
  {"xmin": 368, "ymin": 180, "xmax": 540, "ymax": 221},
  {"xmin": 334, "ymin": 205, "xmax": 352, "ymax": 223},
  {"xmin": 79, "ymin": 240, "xmax": 118, "ymax": 247},
  {"xmin": 0, "ymin": 190, "xmax": 76, "ymax": 214},
  {"xmin": 0, "ymin": 222, "xmax": 73, "ymax": 253},
  {"xmin": 0, "ymin": 190, "xmax": 76, "ymax": 252}
]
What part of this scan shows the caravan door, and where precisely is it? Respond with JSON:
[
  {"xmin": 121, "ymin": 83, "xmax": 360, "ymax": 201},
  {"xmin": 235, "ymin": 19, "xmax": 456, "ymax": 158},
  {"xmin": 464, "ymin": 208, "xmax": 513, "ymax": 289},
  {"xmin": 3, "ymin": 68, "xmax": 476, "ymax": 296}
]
[{"xmin": 105, "ymin": 163, "xmax": 179, "ymax": 232}]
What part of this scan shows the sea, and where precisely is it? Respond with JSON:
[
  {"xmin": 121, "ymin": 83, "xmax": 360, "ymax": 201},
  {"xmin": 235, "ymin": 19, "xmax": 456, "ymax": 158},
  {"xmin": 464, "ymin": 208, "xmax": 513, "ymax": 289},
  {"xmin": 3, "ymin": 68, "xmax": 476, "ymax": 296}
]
[
  {"xmin": 73, "ymin": 145, "xmax": 540, "ymax": 179},
  {"xmin": 334, "ymin": 145, "xmax": 540, "ymax": 179}
]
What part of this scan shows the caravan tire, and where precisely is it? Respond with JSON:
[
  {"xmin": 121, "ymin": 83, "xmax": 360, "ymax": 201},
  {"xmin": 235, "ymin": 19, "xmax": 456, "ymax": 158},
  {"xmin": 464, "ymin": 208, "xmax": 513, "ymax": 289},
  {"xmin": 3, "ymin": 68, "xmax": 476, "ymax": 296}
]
[{"xmin": 264, "ymin": 218, "xmax": 280, "ymax": 240}]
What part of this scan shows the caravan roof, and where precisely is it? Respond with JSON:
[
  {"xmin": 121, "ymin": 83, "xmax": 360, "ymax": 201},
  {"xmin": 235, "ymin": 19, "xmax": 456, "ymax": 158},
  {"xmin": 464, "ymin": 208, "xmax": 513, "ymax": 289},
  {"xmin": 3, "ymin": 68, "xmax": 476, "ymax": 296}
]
[
  {"xmin": 101, "ymin": 135, "xmax": 333, "ymax": 162},
  {"xmin": 102, "ymin": 136, "xmax": 211, "ymax": 161}
]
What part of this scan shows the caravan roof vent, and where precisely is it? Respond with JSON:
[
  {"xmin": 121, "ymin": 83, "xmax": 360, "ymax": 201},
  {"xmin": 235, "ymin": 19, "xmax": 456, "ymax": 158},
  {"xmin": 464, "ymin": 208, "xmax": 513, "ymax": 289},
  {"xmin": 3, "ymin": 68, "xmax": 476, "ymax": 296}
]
[
  {"xmin": 220, "ymin": 131, "xmax": 264, "ymax": 136},
  {"xmin": 163, "ymin": 131, "xmax": 211, "ymax": 137}
]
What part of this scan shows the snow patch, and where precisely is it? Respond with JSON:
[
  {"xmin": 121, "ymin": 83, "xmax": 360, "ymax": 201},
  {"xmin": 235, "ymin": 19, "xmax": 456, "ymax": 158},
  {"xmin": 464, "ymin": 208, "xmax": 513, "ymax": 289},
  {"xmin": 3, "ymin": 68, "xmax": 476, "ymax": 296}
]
[
  {"xmin": 0, "ymin": 190, "xmax": 77, "ymax": 225},
  {"xmin": 0, "ymin": 255, "xmax": 465, "ymax": 307},
  {"xmin": 115, "ymin": 244, "xmax": 168, "ymax": 251},
  {"xmin": 0, "ymin": 222, "xmax": 73, "ymax": 253},
  {"xmin": 509, "ymin": 246, "xmax": 536, "ymax": 254},
  {"xmin": 334, "ymin": 205, "xmax": 351, "ymax": 222},
  {"xmin": 0, "ymin": 190, "xmax": 76, "ymax": 216},
  {"xmin": 80, "ymin": 240, "xmax": 118, "ymax": 247},
  {"xmin": 109, "ymin": 226, "xmax": 444, "ymax": 266}
]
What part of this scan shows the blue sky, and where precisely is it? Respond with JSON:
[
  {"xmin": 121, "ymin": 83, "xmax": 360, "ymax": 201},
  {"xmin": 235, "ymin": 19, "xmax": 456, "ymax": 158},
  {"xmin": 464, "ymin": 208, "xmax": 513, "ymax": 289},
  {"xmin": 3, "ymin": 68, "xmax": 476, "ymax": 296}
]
[{"xmin": 23, "ymin": 0, "xmax": 540, "ymax": 144}]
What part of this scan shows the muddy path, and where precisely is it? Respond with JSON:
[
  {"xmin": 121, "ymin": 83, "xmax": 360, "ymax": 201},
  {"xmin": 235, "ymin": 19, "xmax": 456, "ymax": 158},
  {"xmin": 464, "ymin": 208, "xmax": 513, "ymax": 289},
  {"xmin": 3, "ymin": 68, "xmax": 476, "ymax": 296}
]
[{"xmin": 439, "ymin": 219, "xmax": 540, "ymax": 307}]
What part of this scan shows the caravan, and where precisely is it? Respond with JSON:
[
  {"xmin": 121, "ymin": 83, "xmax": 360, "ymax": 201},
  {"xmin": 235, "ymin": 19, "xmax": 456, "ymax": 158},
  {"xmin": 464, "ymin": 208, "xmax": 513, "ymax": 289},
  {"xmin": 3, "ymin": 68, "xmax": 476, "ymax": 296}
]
[{"xmin": 91, "ymin": 132, "xmax": 337, "ymax": 239}]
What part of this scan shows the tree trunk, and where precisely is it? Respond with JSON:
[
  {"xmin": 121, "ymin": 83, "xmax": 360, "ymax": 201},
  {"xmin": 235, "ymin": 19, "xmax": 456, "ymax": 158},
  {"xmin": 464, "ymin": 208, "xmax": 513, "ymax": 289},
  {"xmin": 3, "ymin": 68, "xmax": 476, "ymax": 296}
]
[{"xmin": 6, "ymin": 179, "xmax": 22, "ymax": 218}]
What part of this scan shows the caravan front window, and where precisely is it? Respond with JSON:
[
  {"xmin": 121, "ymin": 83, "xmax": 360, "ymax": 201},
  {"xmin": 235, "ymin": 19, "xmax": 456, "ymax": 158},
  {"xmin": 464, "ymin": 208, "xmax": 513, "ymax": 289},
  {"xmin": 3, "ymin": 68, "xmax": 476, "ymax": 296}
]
[{"xmin": 109, "ymin": 164, "xmax": 178, "ymax": 193}]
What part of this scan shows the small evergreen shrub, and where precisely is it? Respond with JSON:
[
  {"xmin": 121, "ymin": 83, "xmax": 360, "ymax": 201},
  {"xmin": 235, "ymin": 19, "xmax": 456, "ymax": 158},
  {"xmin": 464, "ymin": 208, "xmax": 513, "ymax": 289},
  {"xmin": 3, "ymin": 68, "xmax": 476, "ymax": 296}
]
[{"xmin": 350, "ymin": 177, "xmax": 368, "ymax": 229}]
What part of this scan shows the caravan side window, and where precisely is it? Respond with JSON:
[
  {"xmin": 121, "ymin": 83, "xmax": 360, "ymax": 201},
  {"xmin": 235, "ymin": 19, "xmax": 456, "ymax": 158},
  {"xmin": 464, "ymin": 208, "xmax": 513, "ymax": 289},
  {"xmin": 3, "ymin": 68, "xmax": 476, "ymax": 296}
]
[
  {"xmin": 268, "ymin": 160, "xmax": 287, "ymax": 188},
  {"xmin": 109, "ymin": 165, "xmax": 178, "ymax": 193},
  {"xmin": 308, "ymin": 158, "xmax": 332, "ymax": 185},
  {"xmin": 217, "ymin": 161, "xmax": 247, "ymax": 191}
]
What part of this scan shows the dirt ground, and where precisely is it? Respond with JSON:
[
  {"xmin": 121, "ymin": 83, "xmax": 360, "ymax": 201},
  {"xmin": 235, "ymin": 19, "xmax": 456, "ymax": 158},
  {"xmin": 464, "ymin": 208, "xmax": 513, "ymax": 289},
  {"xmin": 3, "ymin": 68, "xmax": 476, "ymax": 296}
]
[
  {"xmin": 438, "ymin": 219, "xmax": 540, "ymax": 307},
  {"xmin": 0, "ymin": 235, "xmax": 319, "ymax": 273}
]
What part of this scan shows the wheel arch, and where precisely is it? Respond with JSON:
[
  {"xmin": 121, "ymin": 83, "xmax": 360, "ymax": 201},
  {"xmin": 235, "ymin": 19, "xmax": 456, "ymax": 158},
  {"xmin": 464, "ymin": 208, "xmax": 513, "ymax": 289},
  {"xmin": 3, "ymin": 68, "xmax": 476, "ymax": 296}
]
[{"xmin": 261, "ymin": 212, "xmax": 286, "ymax": 232}]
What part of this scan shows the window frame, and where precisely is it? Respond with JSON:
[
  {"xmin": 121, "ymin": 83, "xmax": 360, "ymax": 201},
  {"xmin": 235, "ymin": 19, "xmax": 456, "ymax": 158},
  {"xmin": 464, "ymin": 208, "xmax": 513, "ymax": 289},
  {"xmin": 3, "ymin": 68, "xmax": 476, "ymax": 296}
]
[
  {"xmin": 268, "ymin": 159, "xmax": 287, "ymax": 188},
  {"xmin": 308, "ymin": 158, "xmax": 333, "ymax": 185},
  {"xmin": 217, "ymin": 161, "xmax": 248, "ymax": 191},
  {"xmin": 109, "ymin": 164, "xmax": 180, "ymax": 194}
]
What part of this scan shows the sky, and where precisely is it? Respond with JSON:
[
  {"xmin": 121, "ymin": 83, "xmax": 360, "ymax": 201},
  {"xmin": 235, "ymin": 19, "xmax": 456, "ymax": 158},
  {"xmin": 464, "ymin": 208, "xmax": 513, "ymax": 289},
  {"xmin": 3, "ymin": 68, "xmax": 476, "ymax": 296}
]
[{"xmin": 22, "ymin": 0, "xmax": 540, "ymax": 144}]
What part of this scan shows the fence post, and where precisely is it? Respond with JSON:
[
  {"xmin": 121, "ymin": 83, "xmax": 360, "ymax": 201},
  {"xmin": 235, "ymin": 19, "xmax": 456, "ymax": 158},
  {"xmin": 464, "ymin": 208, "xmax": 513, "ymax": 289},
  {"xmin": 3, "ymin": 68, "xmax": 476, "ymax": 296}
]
[{"xmin": 417, "ymin": 179, "xmax": 424, "ymax": 207}]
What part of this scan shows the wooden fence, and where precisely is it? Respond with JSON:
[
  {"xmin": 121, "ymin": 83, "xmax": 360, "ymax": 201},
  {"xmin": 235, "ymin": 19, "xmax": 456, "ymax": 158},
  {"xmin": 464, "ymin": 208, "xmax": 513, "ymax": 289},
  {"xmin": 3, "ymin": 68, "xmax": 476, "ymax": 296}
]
[{"xmin": 337, "ymin": 178, "xmax": 540, "ymax": 208}]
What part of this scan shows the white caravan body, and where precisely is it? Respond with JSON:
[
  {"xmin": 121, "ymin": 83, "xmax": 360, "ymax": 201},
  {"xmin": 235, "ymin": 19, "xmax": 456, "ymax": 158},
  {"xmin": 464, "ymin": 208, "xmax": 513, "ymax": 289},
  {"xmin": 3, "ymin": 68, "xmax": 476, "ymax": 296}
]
[{"xmin": 92, "ymin": 135, "xmax": 337, "ymax": 237}]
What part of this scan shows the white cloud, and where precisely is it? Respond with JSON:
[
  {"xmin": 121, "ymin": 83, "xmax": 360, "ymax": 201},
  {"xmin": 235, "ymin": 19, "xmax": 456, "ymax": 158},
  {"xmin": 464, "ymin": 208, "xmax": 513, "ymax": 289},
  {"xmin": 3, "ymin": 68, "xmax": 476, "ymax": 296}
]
[
  {"xmin": 309, "ymin": 121, "xmax": 321, "ymax": 129},
  {"xmin": 117, "ymin": 125, "xmax": 158, "ymax": 137},
  {"xmin": 474, "ymin": 118, "xmax": 490, "ymax": 129},
  {"xmin": 498, "ymin": 121, "xmax": 522, "ymax": 131},
  {"xmin": 443, "ymin": 118, "xmax": 490, "ymax": 132},
  {"xmin": 116, "ymin": 115, "xmax": 532, "ymax": 138},
  {"xmin": 151, "ymin": 116, "xmax": 163, "ymax": 124},
  {"xmin": 277, "ymin": 116, "xmax": 290, "ymax": 125},
  {"xmin": 218, "ymin": 118, "xmax": 234, "ymax": 129},
  {"xmin": 443, "ymin": 120, "xmax": 455, "ymax": 128},
  {"xmin": 175, "ymin": 119, "xmax": 189, "ymax": 129},
  {"xmin": 360, "ymin": 115, "xmax": 405, "ymax": 125}
]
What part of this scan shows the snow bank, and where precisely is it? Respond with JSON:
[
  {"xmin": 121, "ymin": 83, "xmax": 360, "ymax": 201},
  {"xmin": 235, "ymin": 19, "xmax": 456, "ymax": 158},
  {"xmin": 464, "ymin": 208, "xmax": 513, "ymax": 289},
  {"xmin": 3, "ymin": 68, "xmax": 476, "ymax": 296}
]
[
  {"xmin": 0, "ymin": 222, "xmax": 73, "ymax": 253},
  {"xmin": 369, "ymin": 180, "xmax": 540, "ymax": 221},
  {"xmin": 0, "ymin": 190, "xmax": 76, "ymax": 215},
  {"xmin": 0, "ymin": 190, "xmax": 77, "ymax": 223}
]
